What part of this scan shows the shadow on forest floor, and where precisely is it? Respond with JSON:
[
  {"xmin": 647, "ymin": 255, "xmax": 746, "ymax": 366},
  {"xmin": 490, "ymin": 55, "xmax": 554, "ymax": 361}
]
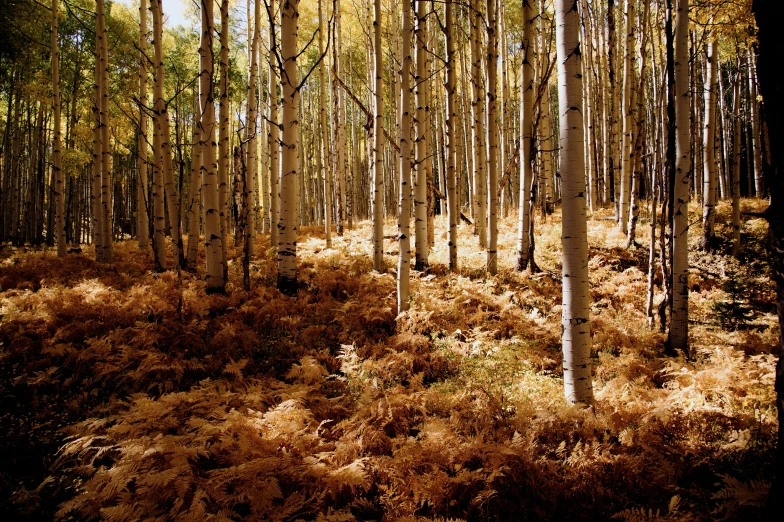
[{"xmin": 0, "ymin": 198, "xmax": 778, "ymax": 520}]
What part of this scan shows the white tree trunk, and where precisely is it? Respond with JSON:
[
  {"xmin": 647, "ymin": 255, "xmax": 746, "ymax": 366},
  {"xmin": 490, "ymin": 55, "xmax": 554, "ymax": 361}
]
[
  {"xmin": 557, "ymin": 0, "xmax": 594, "ymax": 404},
  {"xmin": 470, "ymin": 0, "xmax": 487, "ymax": 248},
  {"xmin": 516, "ymin": 0, "xmax": 534, "ymax": 271},
  {"xmin": 219, "ymin": 0, "xmax": 230, "ymax": 277},
  {"xmin": 486, "ymin": 0, "xmax": 499, "ymax": 275},
  {"xmin": 277, "ymin": 0, "xmax": 300, "ymax": 294},
  {"xmin": 151, "ymin": 0, "xmax": 166, "ymax": 269},
  {"xmin": 414, "ymin": 0, "xmax": 430, "ymax": 270},
  {"xmin": 200, "ymin": 0, "xmax": 226, "ymax": 293},
  {"xmin": 98, "ymin": 0, "xmax": 112, "ymax": 262},
  {"xmin": 319, "ymin": 0, "xmax": 332, "ymax": 248},
  {"xmin": 670, "ymin": 0, "xmax": 690, "ymax": 352},
  {"xmin": 371, "ymin": 0, "xmax": 384, "ymax": 271},
  {"xmin": 268, "ymin": 4, "xmax": 280, "ymax": 250},
  {"xmin": 137, "ymin": 0, "xmax": 150, "ymax": 249},
  {"xmin": 187, "ymin": 93, "xmax": 202, "ymax": 268},
  {"xmin": 445, "ymin": 0, "xmax": 458, "ymax": 271},
  {"xmin": 52, "ymin": 0, "xmax": 65, "ymax": 256},
  {"xmin": 731, "ymin": 65, "xmax": 741, "ymax": 258},
  {"xmin": 618, "ymin": 0, "xmax": 636, "ymax": 233},
  {"xmin": 398, "ymin": 0, "xmax": 413, "ymax": 313},
  {"xmin": 702, "ymin": 37, "xmax": 718, "ymax": 250}
]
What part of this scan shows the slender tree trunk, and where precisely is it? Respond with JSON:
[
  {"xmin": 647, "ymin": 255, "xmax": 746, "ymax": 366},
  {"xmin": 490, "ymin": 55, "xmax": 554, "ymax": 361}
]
[
  {"xmin": 557, "ymin": 0, "xmax": 593, "ymax": 404},
  {"xmin": 414, "ymin": 0, "xmax": 430, "ymax": 270},
  {"xmin": 200, "ymin": 0, "xmax": 226, "ymax": 293},
  {"xmin": 52, "ymin": 0, "xmax": 65, "ymax": 256},
  {"xmin": 702, "ymin": 37, "xmax": 718, "ymax": 251},
  {"xmin": 444, "ymin": 0, "xmax": 458, "ymax": 271},
  {"xmin": 731, "ymin": 63, "xmax": 742, "ymax": 258},
  {"xmin": 91, "ymin": 4, "xmax": 104, "ymax": 261},
  {"xmin": 516, "ymin": 0, "xmax": 534, "ymax": 271},
  {"xmin": 277, "ymin": 0, "xmax": 300, "ymax": 294},
  {"xmin": 245, "ymin": 0, "xmax": 260, "ymax": 257},
  {"xmin": 748, "ymin": 49, "xmax": 764, "ymax": 197},
  {"xmin": 98, "ymin": 0, "xmax": 112, "ymax": 261},
  {"xmin": 398, "ymin": 0, "xmax": 413, "ymax": 313},
  {"xmin": 319, "ymin": 0, "xmax": 332, "ymax": 248},
  {"xmin": 187, "ymin": 93, "xmax": 201, "ymax": 268},
  {"xmin": 268, "ymin": 3, "xmax": 280, "ymax": 250},
  {"xmin": 470, "ymin": 0, "xmax": 487, "ymax": 248},
  {"xmin": 669, "ymin": 0, "xmax": 690, "ymax": 354},
  {"xmin": 618, "ymin": 0, "xmax": 635, "ymax": 232},
  {"xmin": 219, "ymin": 0, "xmax": 230, "ymax": 278},
  {"xmin": 137, "ymin": 0, "xmax": 150, "ymax": 249},
  {"xmin": 486, "ymin": 0, "xmax": 499, "ymax": 275},
  {"xmin": 371, "ymin": 0, "xmax": 384, "ymax": 271}
]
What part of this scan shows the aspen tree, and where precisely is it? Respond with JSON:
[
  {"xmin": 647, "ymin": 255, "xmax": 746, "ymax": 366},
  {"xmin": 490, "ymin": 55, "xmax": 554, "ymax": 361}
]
[
  {"xmin": 371, "ymin": 0, "xmax": 384, "ymax": 271},
  {"xmin": 486, "ymin": 0, "xmax": 499, "ymax": 275},
  {"xmin": 219, "ymin": 0, "xmax": 230, "ymax": 277},
  {"xmin": 200, "ymin": 0, "xmax": 226, "ymax": 293},
  {"xmin": 52, "ymin": 0, "xmax": 65, "ymax": 257},
  {"xmin": 748, "ymin": 50, "xmax": 763, "ymax": 197},
  {"xmin": 516, "ymin": 0, "xmax": 534, "ymax": 272},
  {"xmin": 150, "ymin": 0, "xmax": 166, "ymax": 269},
  {"xmin": 557, "ymin": 0, "xmax": 593, "ymax": 404},
  {"xmin": 731, "ymin": 62, "xmax": 741, "ymax": 259},
  {"xmin": 607, "ymin": 0, "xmax": 619, "ymax": 212},
  {"xmin": 702, "ymin": 37, "xmax": 718, "ymax": 251},
  {"xmin": 670, "ymin": 0, "xmax": 690, "ymax": 353},
  {"xmin": 414, "ymin": 0, "xmax": 430, "ymax": 270},
  {"xmin": 626, "ymin": 0, "xmax": 649, "ymax": 247},
  {"xmin": 98, "ymin": 0, "xmax": 112, "ymax": 262},
  {"xmin": 444, "ymin": 0, "xmax": 458, "ymax": 271},
  {"xmin": 137, "ymin": 0, "xmax": 150, "ymax": 249},
  {"xmin": 277, "ymin": 0, "xmax": 300, "ymax": 294},
  {"xmin": 91, "ymin": 4, "xmax": 103, "ymax": 260},
  {"xmin": 334, "ymin": 0, "xmax": 347, "ymax": 236},
  {"xmin": 268, "ymin": 3, "xmax": 280, "ymax": 250},
  {"xmin": 187, "ymin": 93, "xmax": 201, "ymax": 268},
  {"xmin": 540, "ymin": 0, "xmax": 554, "ymax": 213},
  {"xmin": 469, "ymin": 0, "xmax": 487, "ymax": 248},
  {"xmin": 398, "ymin": 0, "xmax": 413, "ymax": 314},
  {"xmin": 319, "ymin": 0, "xmax": 332, "ymax": 248},
  {"xmin": 245, "ymin": 0, "xmax": 260, "ymax": 257},
  {"xmin": 618, "ymin": 0, "xmax": 635, "ymax": 233}
]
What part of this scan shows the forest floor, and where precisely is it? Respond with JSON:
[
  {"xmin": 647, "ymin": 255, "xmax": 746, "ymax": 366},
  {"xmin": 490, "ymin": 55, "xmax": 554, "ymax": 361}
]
[{"xmin": 0, "ymin": 198, "xmax": 779, "ymax": 521}]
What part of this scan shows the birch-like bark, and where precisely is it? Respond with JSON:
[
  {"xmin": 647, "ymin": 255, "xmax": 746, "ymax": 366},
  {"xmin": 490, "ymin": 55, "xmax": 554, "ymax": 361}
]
[
  {"xmin": 470, "ymin": 0, "xmax": 487, "ymax": 248},
  {"xmin": 200, "ymin": 0, "xmax": 226, "ymax": 293},
  {"xmin": 187, "ymin": 93, "xmax": 202, "ymax": 268},
  {"xmin": 219, "ymin": 0, "xmax": 229, "ymax": 276},
  {"xmin": 150, "ymin": 0, "xmax": 166, "ymax": 269},
  {"xmin": 486, "ymin": 0, "xmax": 499, "ymax": 275},
  {"xmin": 268, "ymin": 4, "xmax": 279, "ymax": 250},
  {"xmin": 277, "ymin": 0, "xmax": 300, "ymax": 294},
  {"xmin": 669, "ymin": 0, "xmax": 690, "ymax": 353},
  {"xmin": 245, "ymin": 0, "xmax": 260, "ymax": 257},
  {"xmin": 414, "ymin": 0, "xmax": 430, "ymax": 269},
  {"xmin": 748, "ymin": 50, "xmax": 764, "ymax": 198},
  {"xmin": 137, "ymin": 0, "xmax": 150, "ymax": 249},
  {"xmin": 557, "ymin": 0, "xmax": 593, "ymax": 404},
  {"xmin": 445, "ymin": 0, "xmax": 458, "ymax": 271},
  {"xmin": 319, "ymin": 0, "xmax": 332, "ymax": 247},
  {"xmin": 516, "ymin": 0, "xmax": 534, "ymax": 272},
  {"xmin": 398, "ymin": 0, "xmax": 413, "ymax": 313},
  {"xmin": 618, "ymin": 0, "xmax": 635, "ymax": 232},
  {"xmin": 52, "ymin": 0, "xmax": 65, "ymax": 256},
  {"xmin": 702, "ymin": 37, "xmax": 718, "ymax": 251},
  {"xmin": 371, "ymin": 0, "xmax": 384, "ymax": 271},
  {"xmin": 98, "ymin": 0, "xmax": 112, "ymax": 262},
  {"xmin": 731, "ymin": 63, "xmax": 742, "ymax": 259}
]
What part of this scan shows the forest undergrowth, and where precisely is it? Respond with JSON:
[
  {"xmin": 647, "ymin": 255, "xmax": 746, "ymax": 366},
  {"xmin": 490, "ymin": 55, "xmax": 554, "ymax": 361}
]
[{"xmin": 0, "ymin": 198, "xmax": 779, "ymax": 521}]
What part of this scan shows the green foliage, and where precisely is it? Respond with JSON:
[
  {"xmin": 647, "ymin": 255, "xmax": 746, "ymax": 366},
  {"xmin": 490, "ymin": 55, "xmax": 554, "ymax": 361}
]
[{"xmin": 712, "ymin": 265, "xmax": 756, "ymax": 329}]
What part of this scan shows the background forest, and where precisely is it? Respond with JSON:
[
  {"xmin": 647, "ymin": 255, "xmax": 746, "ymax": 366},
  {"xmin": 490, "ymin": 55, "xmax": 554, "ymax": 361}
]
[{"xmin": 1, "ymin": 0, "xmax": 783, "ymax": 520}]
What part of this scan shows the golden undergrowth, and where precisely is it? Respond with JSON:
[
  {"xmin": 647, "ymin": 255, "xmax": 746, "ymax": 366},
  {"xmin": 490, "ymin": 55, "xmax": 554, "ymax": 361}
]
[{"xmin": 0, "ymin": 198, "xmax": 778, "ymax": 521}]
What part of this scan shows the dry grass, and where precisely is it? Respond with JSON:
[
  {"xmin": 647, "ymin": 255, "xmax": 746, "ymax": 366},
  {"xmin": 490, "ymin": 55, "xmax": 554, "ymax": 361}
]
[{"xmin": 0, "ymin": 198, "xmax": 778, "ymax": 521}]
